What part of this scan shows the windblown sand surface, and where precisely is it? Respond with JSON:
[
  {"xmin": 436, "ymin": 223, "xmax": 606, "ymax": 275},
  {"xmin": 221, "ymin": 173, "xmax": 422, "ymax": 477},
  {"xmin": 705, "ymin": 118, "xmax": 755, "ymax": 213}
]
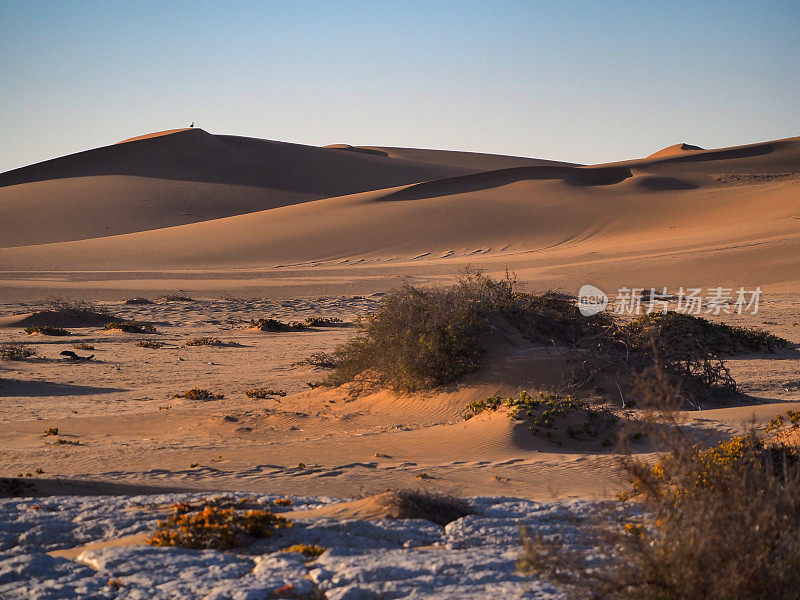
[
  {"xmin": 0, "ymin": 130, "xmax": 798, "ymax": 498},
  {"xmin": 0, "ymin": 131, "xmax": 797, "ymax": 300}
]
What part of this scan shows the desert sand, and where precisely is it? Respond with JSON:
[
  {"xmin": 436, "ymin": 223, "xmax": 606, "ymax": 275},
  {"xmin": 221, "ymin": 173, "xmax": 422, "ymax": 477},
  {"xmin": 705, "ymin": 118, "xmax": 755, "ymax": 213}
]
[
  {"xmin": 0, "ymin": 129, "xmax": 799, "ymax": 500},
  {"xmin": 1, "ymin": 131, "xmax": 799, "ymax": 598}
]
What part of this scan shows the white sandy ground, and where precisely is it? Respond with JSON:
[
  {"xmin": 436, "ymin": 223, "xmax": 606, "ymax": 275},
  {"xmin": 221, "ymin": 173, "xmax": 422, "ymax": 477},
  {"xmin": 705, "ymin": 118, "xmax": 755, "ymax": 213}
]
[{"xmin": 0, "ymin": 490, "xmax": 637, "ymax": 599}]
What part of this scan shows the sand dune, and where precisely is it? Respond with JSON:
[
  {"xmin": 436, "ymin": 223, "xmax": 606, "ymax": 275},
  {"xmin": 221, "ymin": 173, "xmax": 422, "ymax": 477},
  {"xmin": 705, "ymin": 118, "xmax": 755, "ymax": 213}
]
[
  {"xmin": 0, "ymin": 129, "xmax": 480, "ymax": 247},
  {"xmin": 647, "ymin": 142, "xmax": 704, "ymax": 158},
  {"xmin": 1, "ymin": 136, "xmax": 798, "ymax": 296}
]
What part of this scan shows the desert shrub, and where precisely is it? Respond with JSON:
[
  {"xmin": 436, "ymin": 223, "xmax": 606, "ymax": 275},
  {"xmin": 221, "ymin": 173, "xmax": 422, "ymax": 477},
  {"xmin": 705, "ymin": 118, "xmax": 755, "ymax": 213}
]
[
  {"xmin": 125, "ymin": 297, "xmax": 153, "ymax": 305},
  {"xmin": 394, "ymin": 489, "xmax": 474, "ymax": 526},
  {"xmin": 173, "ymin": 388, "xmax": 224, "ymax": 400},
  {"xmin": 283, "ymin": 544, "xmax": 326, "ymax": 557},
  {"xmin": 147, "ymin": 504, "xmax": 292, "ymax": 550},
  {"xmin": 73, "ymin": 343, "xmax": 95, "ymax": 350},
  {"xmin": 304, "ymin": 316, "xmax": 344, "ymax": 327},
  {"xmin": 302, "ymin": 352, "xmax": 339, "ymax": 368},
  {"xmin": 518, "ymin": 368, "xmax": 800, "ymax": 600},
  {"xmin": 608, "ymin": 312, "xmax": 790, "ymax": 403},
  {"xmin": 135, "ymin": 340, "xmax": 164, "ymax": 349},
  {"xmin": 158, "ymin": 295, "xmax": 194, "ymax": 302},
  {"xmin": 250, "ymin": 318, "xmax": 306, "ymax": 332},
  {"xmin": 324, "ymin": 271, "xmax": 611, "ymax": 392},
  {"xmin": 246, "ymin": 388, "xmax": 287, "ymax": 398},
  {"xmin": 0, "ymin": 343, "xmax": 36, "ymax": 360},
  {"xmin": 104, "ymin": 321, "xmax": 157, "ymax": 334},
  {"xmin": 185, "ymin": 337, "xmax": 224, "ymax": 347},
  {"xmin": 24, "ymin": 325, "xmax": 70, "ymax": 336},
  {"xmin": 43, "ymin": 427, "xmax": 59, "ymax": 436}
]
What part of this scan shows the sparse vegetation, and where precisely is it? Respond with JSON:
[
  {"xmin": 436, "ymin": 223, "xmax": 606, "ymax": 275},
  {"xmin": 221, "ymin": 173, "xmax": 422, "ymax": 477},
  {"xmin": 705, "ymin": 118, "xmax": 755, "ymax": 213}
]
[
  {"xmin": 518, "ymin": 366, "xmax": 800, "ymax": 600},
  {"xmin": 173, "ymin": 388, "xmax": 224, "ymax": 400},
  {"xmin": 104, "ymin": 321, "xmax": 157, "ymax": 334},
  {"xmin": 304, "ymin": 316, "xmax": 344, "ymax": 327},
  {"xmin": 273, "ymin": 498, "xmax": 293, "ymax": 507},
  {"xmin": 393, "ymin": 489, "xmax": 474, "ymax": 526},
  {"xmin": 283, "ymin": 544, "xmax": 325, "ymax": 557},
  {"xmin": 125, "ymin": 297, "xmax": 154, "ymax": 305},
  {"xmin": 158, "ymin": 295, "xmax": 194, "ymax": 302},
  {"xmin": 73, "ymin": 343, "xmax": 95, "ymax": 350},
  {"xmin": 246, "ymin": 388, "xmax": 287, "ymax": 398},
  {"xmin": 136, "ymin": 340, "xmax": 164, "ymax": 349},
  {"xmin": 0, "ymin": 343, "xmax": 37, "ymax": 360},
  {"xmin": 147, "ymin": 503, "xmax": 292, "ymax": 550},
  {"xmin": 24, "ymin": 325, "xmax": 70, "ymax": 336},
  {"xmin": 250, "ymin": 318, "xmax": 307, "ymax": 332},
  {"xmin": 301, "ymin": 352, "xmax": 339, "ymax": 369},
  {"xmin": 43, "ymin": 427, "xmax": 59, "ymax": 436},
  {"xmin": 185, "ymin": 337, "xmax": 225, "ymax": 347},
  {"xmin": 323, "ymin": 271, "xmax": 612, "ymax": 392}
]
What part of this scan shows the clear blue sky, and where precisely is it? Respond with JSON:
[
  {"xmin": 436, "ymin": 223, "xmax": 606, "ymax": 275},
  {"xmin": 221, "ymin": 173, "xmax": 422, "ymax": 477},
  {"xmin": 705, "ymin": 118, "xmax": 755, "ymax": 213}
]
[{"xmin": 1, "ymin": 0, "xmax": 798, "ymax": 172}]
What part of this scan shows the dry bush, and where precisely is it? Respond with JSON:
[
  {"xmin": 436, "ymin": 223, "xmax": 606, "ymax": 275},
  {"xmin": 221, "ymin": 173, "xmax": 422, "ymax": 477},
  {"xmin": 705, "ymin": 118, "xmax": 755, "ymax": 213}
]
[
  {"xmin": 283, "ymin": 544, "xmax": 325, "ymax": 557},
  {"xmin": 24, "ymin": 325, "xmax": 70, "ymax": 336},
  {"xmin": 246, "ymin": 388, "xmax": 287, "ymax": 398},
  {"xmin": 135, "ymin": 340, "xmax": 164, "ymax": 349},
  {"xmin": 518, "ymin": 365, "xmax": 800, "ymax": 600},
  {"xmin": 73, "ymin": 343, "xmax": 95, "ymax": 350},
  {"xmin": 147, "ymin": 503, "xmax": 292, "ymax": 550},
  {"xmin": 124, "ymin": 297, "xmax": 154, "ymax": 305},
  {"xmin": 157, "ymin": 295, "xmax": 194, "ymax": 302},
  {"xmin": 185, "ymin": 337, "xmax": 225, "ymax": 347},
  {"xmin": 0, "ymin": 343, "xmax": 36, "ymax": 360},
  {"xmin": 173, "ymin": 388, "xmax": 224, "ymax": 400},
  {"xmin": 104, "ymin": 321, "xmax": 157, "ymax": 334},
  {"xmin": 250, "ymin": 318, "xmax": 307, "ymax": 332},
  {"xmin": 302, "ymin": 352, "xmax": 339, "ymax": 369},
  {"xmin": 393, "ymin": 489, "xmax": 474, "ymax": 526},
  {"xmin": 304, "ymin": 316, "xmax": 344, "ymax": 327}
]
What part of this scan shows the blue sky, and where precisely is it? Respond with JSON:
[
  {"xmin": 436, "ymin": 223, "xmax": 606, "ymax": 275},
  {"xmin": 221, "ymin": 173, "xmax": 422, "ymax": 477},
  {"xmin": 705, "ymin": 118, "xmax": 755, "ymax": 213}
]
[{"xmin": 1, "ymin": 0, "xmax": 798, "ymax": 172}]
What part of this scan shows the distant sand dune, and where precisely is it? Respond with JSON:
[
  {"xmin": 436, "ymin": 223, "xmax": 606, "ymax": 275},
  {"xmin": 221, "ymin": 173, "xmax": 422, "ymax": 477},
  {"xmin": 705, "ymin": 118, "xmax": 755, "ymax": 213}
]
[{"xmin": 0, "ymin": 134, "xmax": 798, "ymax": 297}]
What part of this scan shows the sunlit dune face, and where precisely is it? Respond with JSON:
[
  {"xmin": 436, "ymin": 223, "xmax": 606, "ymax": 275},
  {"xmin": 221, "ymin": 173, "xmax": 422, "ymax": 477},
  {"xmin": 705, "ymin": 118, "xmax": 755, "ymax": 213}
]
[{"xmin": 116, "ymin": 128, "xmax": 193, "ymax": 144}]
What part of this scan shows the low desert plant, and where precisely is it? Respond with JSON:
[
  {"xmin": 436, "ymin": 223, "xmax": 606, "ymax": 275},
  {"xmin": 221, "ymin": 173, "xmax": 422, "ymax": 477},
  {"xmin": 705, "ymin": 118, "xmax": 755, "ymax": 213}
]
[
  {"xmin": 104, "ymin": 321, "xmax": 157, "ymax": 334},
  {"xmin": 301, "ymin": 352, "xmax": 339, "ymax": 369},
  {"xmin": 136, "ymin": 340, "xmax": 164, "ymax": 349},
  {"xmin": 73, "ymin": 343, "xmax": 95, "ymax": 350},
  {"xmin": 250, "ymin": 318, "xmax": 306, "ymax": 332},
  {"xmin": 393, "ymin": 489, "xmax": 474, "ymax": 526},
  {"xmin": 124, "ymin": 297, "xmax": 154, "ymax": 305},
  {"xmin": 43, "ymin": 427, "xmax": 59, "ymax": 436},
  {"xmin": 158, "ymin": 295, "xmax": 194, "ymax": 302},
  {"xmin": 147, "ymin": 504, "xmax": 292, "ymax": 550},
  {"xmin": 24, "ymin": 325, "xmax": 70, "ymax": 336},
  {"xmin": 283, "ymin": 544, "xmax": 325, "ymax": 557},
  {"xmin": 273, "ymin": 498, "xmax": 293, "ymax": 507},
  {"xmin": 518, "ymin": 366, "xmax": 800, "ymax": 600},
  {"xmin": 185, "ymin": 337, "xmax": 225, "ymax": 347},
  {"xmin": 0, "ymin": 343, "xmax": 37, "ymax": 360},
  {"xmin": 246, "ymin": 388, "xmax": 287, "ymax": 398},
  {"xmin": 173, "ymin": 388, "xmax": 224, "ymax": 400},
  {"xmin": 304, "ymin": 316, "xmax": 344, "ymax": 327}
]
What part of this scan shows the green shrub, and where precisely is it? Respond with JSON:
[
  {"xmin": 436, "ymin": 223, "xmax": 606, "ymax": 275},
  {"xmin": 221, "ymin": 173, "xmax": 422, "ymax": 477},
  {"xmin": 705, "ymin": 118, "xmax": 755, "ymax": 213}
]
[
  {"xmin": 0, "ymin": 343, "xmax": 37, "ymax": 360},
  {"xmin": 25, "ymin": 326, "xmax": 70, "ymax": 336},
  {"xmin": 104, "ymin": 321, "xmax": 157, "ymax": 334}
]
